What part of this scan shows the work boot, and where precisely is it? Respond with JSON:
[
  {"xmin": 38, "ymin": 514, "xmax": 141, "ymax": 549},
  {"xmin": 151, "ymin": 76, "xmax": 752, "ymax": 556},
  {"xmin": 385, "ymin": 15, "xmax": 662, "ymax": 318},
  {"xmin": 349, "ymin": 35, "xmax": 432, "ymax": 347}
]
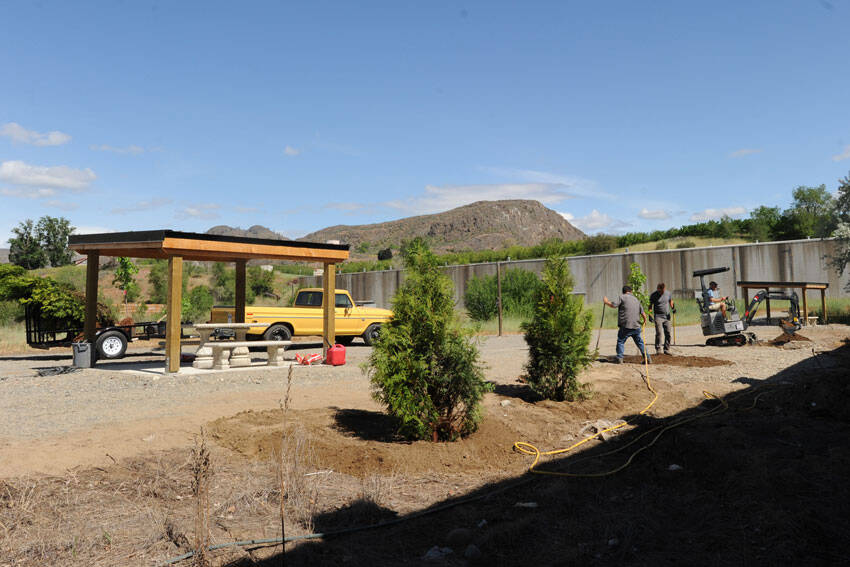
[
  {"xmin": 615, "ymin": 357, "xmax": 624, "ymax": 364},
  {"xmin": 664, "ymin": 350, "xmax": 671, "ymax": 356}
]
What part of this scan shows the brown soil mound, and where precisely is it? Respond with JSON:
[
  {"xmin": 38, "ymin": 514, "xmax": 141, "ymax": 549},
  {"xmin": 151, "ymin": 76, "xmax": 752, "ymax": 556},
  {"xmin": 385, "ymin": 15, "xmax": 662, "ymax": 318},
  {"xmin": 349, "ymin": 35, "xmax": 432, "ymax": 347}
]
[
  {"xmin": 619, "ymin": 354, "xmax": 731, "ymax": 367},
  {"xmin": 768, "ymin": 332, "xmax": 811, "ymax": 346}
]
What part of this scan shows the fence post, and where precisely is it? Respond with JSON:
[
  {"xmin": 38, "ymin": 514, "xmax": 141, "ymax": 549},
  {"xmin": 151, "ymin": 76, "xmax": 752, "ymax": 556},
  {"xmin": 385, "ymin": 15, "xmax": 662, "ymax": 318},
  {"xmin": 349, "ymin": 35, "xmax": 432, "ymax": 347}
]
[{"xmin": 497, "ymin": 261, "xmax": 503, "ymax": 337}]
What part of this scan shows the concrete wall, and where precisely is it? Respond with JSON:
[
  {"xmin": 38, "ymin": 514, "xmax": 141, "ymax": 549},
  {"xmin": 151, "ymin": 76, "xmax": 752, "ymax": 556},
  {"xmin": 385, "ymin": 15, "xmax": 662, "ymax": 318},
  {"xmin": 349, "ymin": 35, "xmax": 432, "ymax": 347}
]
[{"xmin": 299, "ymin": 238, "xmax": 849, "ymax": 309}]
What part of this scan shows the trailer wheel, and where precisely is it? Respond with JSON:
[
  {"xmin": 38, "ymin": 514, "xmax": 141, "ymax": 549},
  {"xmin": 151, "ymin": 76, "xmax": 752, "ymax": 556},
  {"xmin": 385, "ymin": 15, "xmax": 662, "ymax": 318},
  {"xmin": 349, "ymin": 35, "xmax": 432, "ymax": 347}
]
[{"xmin": 96, "ymin": 330, "xmax": 128, "ymax": 359}]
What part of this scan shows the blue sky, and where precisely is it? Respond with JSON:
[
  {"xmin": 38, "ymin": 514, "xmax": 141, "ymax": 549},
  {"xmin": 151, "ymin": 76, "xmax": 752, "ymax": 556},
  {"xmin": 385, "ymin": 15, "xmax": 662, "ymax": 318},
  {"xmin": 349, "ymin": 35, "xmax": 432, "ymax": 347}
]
[{"xmin": 2, "ymin": 1, "xmax": 849, "ymax": 245}]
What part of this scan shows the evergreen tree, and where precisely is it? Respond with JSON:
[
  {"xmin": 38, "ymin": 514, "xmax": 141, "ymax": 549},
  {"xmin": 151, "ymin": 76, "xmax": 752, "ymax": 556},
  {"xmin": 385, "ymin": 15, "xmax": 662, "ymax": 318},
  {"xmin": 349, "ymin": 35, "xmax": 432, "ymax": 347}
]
[
  {"xmin": 367, "ymin": 237, "xmax": 491, "ymax": 441},
  {"xmin": 9, "ymin": 219, "xmax": 47, "ymax": 269},
  {"xmin": 521, "ymin": 256, "xmax": 593, "ymax": 401}
]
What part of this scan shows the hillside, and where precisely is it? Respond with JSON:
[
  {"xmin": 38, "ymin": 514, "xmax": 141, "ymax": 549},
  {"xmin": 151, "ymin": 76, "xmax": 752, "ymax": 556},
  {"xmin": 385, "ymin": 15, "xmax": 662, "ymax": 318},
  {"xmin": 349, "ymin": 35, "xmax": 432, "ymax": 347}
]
[{"xmin": 299, "ymin": 200, "xmax": 585, "ymax": 255}]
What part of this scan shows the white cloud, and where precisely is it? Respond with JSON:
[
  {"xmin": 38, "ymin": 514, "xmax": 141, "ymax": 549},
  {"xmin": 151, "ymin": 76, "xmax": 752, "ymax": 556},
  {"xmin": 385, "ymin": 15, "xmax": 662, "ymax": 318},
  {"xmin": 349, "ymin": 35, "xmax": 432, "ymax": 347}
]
[
  {"xmin": 560, "ymin": 209, "xmax": 630, "ymax": 233},
  {"xmin": 1, "ymin": 122, "xmax": 71, "ymax": 146},
  {"xmin": 478, "ymin": 166, "xmax": 611, "ymax": 199},
  {"xmin": 0, "ymin": 160, "xmax": 95, "ymax": 190},
  {"xmin": 1, "ymin": 187, "xmax": 57, "ymax": 199},
  {"xmin": 283, "ymin": 145, "xmax": 301, "ymax": 157},
  {"xmin": 729, "ymin": 148, "xmax": 762, "ymax": 158},
  {"xmin": 690, "ymin": 207, "xmax": 747, "ymax": 222},
  {"xmin": 176, "ymin": 203, "xmax": 221, "ymax": 220},
  {"xmin": 386, "ymin": 183, "xmax": 574, "ymax": 215},
  {"xmin": 45, "ymin": 200, "xmax": 79, "ymax": 211},
  {"xmin": 111, "ymin": 197, "xmax": 173, "ymax": 214},
  {"xmin": 234, "ymin": 206, "xmax": 260, "ymax": 214},
  {"xmin": 90, "ymin": 144, "xmax": 146, "ymax": 155},
  {"xmin": 832, "ymin": 145, "xmax": 850, "ymax": 162},
  {"xmin": 638, "ymin": 208, "xmax": 671, "ymax": 220}
]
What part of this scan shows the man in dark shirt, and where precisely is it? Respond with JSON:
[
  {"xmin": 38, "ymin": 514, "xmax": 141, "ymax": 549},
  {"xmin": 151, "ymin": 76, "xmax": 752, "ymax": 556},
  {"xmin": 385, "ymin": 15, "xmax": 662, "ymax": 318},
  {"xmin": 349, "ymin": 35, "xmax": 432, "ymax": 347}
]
[
  {"xmin": 603, "ymin": 285, "xmax": 650, "ymax": 364},
  {"xmin": 649, "ymin": 282, "xmax": 675, "ymax": 355}
]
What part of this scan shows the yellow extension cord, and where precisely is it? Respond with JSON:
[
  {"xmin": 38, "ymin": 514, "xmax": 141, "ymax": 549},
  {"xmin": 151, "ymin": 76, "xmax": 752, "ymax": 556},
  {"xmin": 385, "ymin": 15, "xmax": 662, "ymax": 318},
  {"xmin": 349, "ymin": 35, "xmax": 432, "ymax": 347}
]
[{"xmin": 513, "ymin": 322, "xmax": 750, "ymax": 478}]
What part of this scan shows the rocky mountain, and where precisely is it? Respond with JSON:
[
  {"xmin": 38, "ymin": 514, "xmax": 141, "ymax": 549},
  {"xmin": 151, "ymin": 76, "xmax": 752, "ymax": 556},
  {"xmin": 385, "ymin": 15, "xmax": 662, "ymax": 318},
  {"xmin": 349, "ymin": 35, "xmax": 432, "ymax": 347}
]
[
  {"xmin": 299, "ymin": 200, "xmax": 585, "ymax": 255},
  {"xmin": 206, "ymin": 224, "xmax": 286, "ymax": 240},
  {"xmin": 205, "ymin": 200, "xmax": 585, "ymax": 258}
]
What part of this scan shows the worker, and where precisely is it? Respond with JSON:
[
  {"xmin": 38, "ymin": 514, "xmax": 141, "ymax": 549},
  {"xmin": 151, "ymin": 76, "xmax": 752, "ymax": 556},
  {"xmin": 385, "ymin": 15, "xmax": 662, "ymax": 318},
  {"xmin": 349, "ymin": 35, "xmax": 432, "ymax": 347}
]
[
  {"xmin": 707, "ymin": 281, "xmax": 728, "ymax": 319},
  {"xmin": 603, "ymin": 285, "xmax": 650, "ymax": 364},
  {"xmin": 649, "ymin": 282, "xmax": 675, "ymax": 355}
]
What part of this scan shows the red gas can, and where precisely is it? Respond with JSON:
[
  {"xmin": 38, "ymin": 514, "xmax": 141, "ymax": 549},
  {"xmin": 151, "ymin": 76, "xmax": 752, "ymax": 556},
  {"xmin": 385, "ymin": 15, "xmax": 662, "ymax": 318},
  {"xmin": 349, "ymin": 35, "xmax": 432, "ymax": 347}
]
[{"xmin": 326, "ymin": 344, "xmax": 346, "ymax": 366}]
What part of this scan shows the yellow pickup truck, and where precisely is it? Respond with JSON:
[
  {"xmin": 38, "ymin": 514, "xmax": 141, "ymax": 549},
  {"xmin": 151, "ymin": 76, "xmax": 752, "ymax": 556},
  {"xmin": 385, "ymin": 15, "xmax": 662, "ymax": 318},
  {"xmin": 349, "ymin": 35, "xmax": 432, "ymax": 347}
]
[{"xmin": 209, "ymin": 288, "xmax": 392, "ymax": 345}]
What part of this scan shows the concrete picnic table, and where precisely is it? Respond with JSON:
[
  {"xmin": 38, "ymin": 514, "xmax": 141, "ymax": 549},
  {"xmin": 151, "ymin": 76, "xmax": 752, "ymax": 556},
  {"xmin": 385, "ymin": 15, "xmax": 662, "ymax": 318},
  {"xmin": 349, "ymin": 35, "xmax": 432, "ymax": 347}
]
[{"xmin": 191, "ymin": 322, "xmax": 271, "ymax": 369}]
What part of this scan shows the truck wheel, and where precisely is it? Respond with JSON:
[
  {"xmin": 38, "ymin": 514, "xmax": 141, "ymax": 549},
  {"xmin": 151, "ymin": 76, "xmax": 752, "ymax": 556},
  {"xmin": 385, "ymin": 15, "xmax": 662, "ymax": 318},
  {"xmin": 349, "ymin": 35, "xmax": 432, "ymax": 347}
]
[
  {"xmin": 96, "ymin": 330, "xmax": 128, "ymax": 359},
  {"xmin": 264, "ymin": 324, "xmax": 292, "ymax": 342},
  {"xmin": 362, "ymin": 324, "xmax": 381, "ymax": 346}
]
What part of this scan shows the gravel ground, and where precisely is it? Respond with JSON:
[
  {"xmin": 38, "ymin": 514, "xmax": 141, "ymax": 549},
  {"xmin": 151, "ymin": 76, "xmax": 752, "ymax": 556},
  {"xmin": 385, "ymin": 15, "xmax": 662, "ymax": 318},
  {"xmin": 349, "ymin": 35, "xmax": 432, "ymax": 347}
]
[{"xmin": 1, "ymin": 324, "xmax": 846, "ymax": 477}]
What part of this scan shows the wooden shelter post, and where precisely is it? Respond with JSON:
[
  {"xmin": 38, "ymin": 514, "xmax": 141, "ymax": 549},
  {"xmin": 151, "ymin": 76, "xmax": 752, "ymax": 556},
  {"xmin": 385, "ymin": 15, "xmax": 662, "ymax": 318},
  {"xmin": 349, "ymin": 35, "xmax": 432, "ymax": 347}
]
[
  {"xmin": 235, "ymin": 259, "xmax": 247, "ymax": 323},
  {"xmin": 165, "ymin": 256, "xmax": 184, "ymax": 373},
  {"xmin": 322, "ymin": 262, "xmax": 336, "ymax": 359},
  {"xmin": 84, "ymin": 252, "xmax": 100, "ymax": 343}
]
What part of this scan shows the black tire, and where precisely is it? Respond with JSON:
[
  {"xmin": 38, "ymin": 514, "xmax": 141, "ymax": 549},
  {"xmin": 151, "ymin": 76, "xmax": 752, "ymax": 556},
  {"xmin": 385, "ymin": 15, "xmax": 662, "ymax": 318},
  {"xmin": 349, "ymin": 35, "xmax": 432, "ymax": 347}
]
[
  {"xmin": 362, "ymin": 324, "xmax": 381, "ymax": 346},
  {"xmin": 95, "ymin": 330, "xmax": 128, "ymax": 359},
  {"xmin": 336, "ymin": 336, "xmax": 355, "ymax": 346},
  {"xmin": 264, "ymin": 324, "xmax": 292, "ymax": 342}
]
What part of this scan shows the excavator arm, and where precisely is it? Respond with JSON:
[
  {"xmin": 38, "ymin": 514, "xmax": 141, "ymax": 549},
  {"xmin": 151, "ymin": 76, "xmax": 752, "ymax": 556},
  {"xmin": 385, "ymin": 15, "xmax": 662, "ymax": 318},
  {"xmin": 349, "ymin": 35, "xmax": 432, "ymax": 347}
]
[{"xmin": 743, "ymin": 290, "xmax": 802, "ymax": 334}]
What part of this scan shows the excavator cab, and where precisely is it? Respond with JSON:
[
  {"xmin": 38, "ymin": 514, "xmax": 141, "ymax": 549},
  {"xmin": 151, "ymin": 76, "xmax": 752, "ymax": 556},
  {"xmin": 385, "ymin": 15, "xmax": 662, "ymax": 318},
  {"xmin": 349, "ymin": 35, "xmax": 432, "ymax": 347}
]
[{"xmin": 693, "ymin": 267, "xmax": 751, "ymax": 346}]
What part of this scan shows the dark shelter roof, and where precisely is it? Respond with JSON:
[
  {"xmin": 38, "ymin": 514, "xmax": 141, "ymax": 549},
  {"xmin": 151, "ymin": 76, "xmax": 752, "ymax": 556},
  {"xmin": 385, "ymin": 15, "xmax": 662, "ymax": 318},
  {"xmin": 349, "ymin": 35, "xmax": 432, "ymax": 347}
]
[{"xmin": 68, "ymin": 230, "xmax": 350, "ymax": 263}]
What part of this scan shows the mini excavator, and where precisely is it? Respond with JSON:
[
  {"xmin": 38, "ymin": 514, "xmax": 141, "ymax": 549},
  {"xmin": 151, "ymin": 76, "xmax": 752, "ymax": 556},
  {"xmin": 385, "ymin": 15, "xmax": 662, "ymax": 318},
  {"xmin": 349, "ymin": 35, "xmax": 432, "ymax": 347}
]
[{"xmin": 693, "ymin": 267, "xmax": 802, "ymax": 346}]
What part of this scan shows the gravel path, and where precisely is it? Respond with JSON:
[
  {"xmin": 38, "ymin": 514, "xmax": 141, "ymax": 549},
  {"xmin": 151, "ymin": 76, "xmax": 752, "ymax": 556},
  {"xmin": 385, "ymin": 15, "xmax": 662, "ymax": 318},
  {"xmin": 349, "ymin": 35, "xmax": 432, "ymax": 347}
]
[{"xmin": 1, "ymin": 324, "xmax": 846, "ymax": 477}]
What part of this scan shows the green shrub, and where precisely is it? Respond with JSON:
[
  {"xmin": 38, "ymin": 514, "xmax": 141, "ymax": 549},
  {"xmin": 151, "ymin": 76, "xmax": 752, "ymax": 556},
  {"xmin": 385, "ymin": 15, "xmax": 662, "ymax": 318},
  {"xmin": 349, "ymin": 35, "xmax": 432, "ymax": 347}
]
[
  {"xmin": 182, "ymin": 286, "xmax": 214, "ymax": 323},
  {"xmin": 521, "ymin": 256, "xmax": 593, "ymax": 401},
  {"xmin": 627, "ymin": 262, "xmax": 650, "ymax": 312},
  {"xmin": 582, "ymin": 234, "xmax": 618, "ymax": 255},
  {"xmin": 248, "ymin": 266, "xmax": 275, "ymax": 297},
  {"xmin": 655, "ymin": 241, "xmax": 668, "ymax": 250},
  {"xmin": 676, "ymin": 240, "xmax": 696, "ymax": 249},
  {"xmin": 464, "ymin": 268, "xmax": 541, "ymax": 321},
  {"xmin": 367, "ymin": 238, "xmax": 492, "ymax": 441},
  {"xmin": 464, "ymin": 275, "xmax": 497, "ymax": 321}
]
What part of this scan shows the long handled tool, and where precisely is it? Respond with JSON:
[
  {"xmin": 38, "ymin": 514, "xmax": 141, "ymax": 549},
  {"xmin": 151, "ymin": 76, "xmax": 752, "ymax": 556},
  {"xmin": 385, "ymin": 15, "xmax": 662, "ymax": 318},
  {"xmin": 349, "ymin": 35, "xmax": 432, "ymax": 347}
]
[
  {"xmin": 672, "ymin": 310, "xmax": 677, "ymax": 345},
  {"xmin": 594, "ymin": 304, "xmax": 606, "ymax": 352}
]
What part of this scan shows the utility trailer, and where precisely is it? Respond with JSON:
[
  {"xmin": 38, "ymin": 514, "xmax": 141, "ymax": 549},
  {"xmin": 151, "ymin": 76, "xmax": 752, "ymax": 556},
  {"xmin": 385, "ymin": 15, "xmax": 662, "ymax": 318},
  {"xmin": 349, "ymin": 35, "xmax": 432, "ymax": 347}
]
[{"xmin": 25, "ymin": 304, "xmax": 167, "ymax": 360}]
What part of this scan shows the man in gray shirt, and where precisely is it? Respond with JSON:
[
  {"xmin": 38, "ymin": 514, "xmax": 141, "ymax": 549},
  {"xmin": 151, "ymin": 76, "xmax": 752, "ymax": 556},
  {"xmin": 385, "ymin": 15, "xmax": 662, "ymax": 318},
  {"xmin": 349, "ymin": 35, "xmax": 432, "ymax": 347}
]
[
  {"xmin": 603, "ymin": 285, "xmax": 650, "ymax": 364},
  {"xmin": 649, "ymin": 282, "xmax": 675, "ymax": 355}
]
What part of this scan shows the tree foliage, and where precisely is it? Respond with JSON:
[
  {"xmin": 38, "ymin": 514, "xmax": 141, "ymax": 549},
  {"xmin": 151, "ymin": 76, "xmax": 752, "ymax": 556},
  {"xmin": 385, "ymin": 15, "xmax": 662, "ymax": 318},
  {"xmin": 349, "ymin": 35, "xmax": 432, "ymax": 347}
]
[
  {"xmin": 112, "ymin": 257, "xmax": 140, "ymax": 303},
  {"xmin": 9, "ymin": 220, "xmax": 47, "ymax": 269},
  {"xmin": 8, "ymin": 216, "xmax": 75, "ymax": 269},
  {"xmin": 627, "ymin": 262, "xmax": 649, "ymax": 312},
  {"xmin": 367, "ymin": 237, "xmax": 491, "ymax": 441},
  {"xmin": 0, "ymin": 264, "xmax": 112, "ymax": 329},
  {"xmin": 248, "ymin": 266, "xmax": 275, "ymax": 297},
  {"xmin": 521, "ymin": 256, "xmax": 593, "ymax": 401}
]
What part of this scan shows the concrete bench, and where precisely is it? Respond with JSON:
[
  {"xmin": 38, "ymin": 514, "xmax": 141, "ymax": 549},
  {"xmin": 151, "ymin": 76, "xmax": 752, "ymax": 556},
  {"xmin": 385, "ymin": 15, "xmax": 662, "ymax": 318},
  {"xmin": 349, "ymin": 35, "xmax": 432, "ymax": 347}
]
[{"xmin": 194, "ymin": 340, "xmax": 292, "ymax": 370}]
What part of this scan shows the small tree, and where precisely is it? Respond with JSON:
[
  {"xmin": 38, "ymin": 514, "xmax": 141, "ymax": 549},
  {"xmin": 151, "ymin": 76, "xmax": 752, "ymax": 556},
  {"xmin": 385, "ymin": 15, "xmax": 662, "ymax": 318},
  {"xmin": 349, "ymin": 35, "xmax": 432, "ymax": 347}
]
[
  {"xmin": 522, "ymin": 256, "xmax": 593, "ymax": 401},
  {"xmin": 377, "ymin": 248, "xmax": 393, "ymax": 261},
  {"xmin": 464, "ymin": 275, "xmax": 497, "ymax": 321},
  {"xmin": 628, "ymin": 262, "xmax": 649, "ymax": 312},
  {"xmin": 9, "ymin": 219, "xmax": 47, "ymax": 269},
  {"xmin": 112, "ymin": 257, "xmax": 140, "ymax": 305},
  {"xmin": 248, "ymin": 266, "xmax": 275, "ymax": 297},
  {"xmin": 367, "ymin": 238, "xmax": 491, "ymax": 441},
  {"xmin": 37, "ymin": 216, "xmax": 75, "ymax": 267}
]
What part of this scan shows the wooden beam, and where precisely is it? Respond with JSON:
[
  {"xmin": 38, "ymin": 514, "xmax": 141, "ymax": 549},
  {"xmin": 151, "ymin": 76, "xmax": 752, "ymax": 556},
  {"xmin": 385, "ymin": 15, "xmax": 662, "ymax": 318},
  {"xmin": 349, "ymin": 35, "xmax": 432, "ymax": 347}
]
[
  {"xmin": 821, "ymin": 289, "xmax": 827, "ymax": 324},
  {"xmin": 322, "ymin": 262, "xmax": 336, "ymax": 359},
  {"xmin": 802, "ymin": 288, "xmax": 809, "ymax": 325},
  {"xmin": 235, "ymin": 259, "xmax": 247, "ymax": 323},
  {"xmin": 165, "ymin": 256, "xmax": 183, "ymax": 373},
  {"xmin": 162, "ymin": 237, "xmax": 349, "ymax": 263},
  {"xmin": 84, "ymin": 253, "xmax": 99, "ymax": 343}
]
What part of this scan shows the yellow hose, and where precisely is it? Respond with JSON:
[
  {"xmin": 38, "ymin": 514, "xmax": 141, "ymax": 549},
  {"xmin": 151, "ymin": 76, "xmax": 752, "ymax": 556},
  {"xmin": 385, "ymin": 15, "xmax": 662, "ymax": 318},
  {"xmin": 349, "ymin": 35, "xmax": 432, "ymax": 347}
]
[{"xmin": 513, "ymin": 322, "xmax": 731, "ymax": 478}]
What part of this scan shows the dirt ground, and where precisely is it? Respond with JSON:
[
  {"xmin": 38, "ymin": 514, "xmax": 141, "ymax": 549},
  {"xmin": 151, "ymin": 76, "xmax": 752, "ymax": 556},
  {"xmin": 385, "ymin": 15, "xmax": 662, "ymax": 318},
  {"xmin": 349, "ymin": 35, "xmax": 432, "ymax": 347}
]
[{"xmin": 1, "ymin": 323, "xmax": 849, "ymax": 566}]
